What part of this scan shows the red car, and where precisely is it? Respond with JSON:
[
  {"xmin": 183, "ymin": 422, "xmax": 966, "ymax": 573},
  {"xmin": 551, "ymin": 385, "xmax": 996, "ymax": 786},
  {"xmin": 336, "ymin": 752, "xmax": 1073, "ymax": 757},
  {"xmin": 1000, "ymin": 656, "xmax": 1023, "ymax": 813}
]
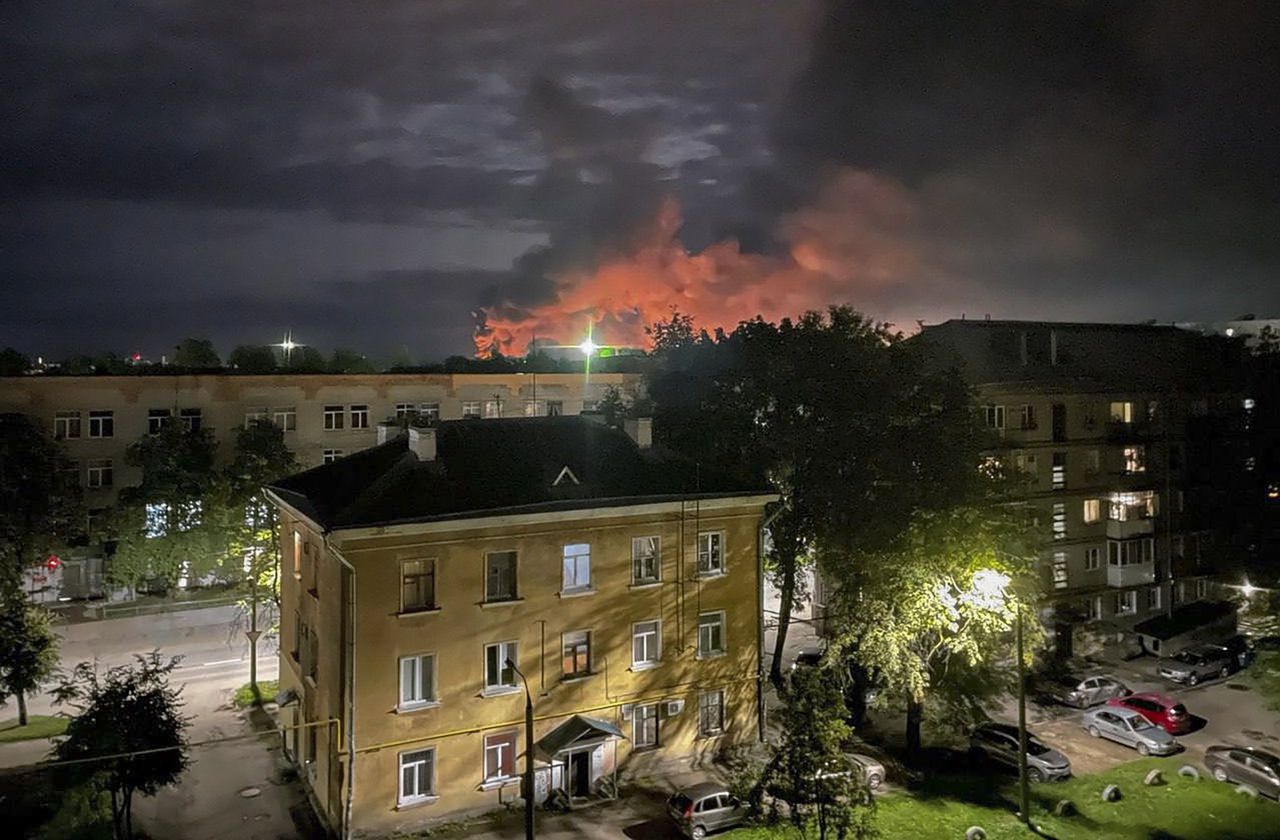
[{"xmin": 1106, "ymin": 692, "xmax": 1191, "ymax": 734}]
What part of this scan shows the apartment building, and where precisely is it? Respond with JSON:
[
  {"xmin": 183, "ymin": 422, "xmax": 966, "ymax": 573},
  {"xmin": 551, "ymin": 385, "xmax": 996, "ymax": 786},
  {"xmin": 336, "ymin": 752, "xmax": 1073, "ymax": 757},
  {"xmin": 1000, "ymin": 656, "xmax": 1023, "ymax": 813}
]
[
  {"xmin": 917, "ymin": 319, "xmax": 1247, "ymax": 657},
  {"xmin": 265, "ymin": 415, "xmax": 774, "ymax": 834}
]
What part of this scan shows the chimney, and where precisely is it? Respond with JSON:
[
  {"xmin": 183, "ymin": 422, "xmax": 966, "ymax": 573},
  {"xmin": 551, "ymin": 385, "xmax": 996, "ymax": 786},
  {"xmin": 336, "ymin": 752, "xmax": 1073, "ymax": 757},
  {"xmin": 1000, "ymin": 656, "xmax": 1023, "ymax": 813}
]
[
  {"xmin": 377, "ymin": 422, "xmax": 397, "ymax": 445},
  {"xmin": 624, "ymin": 417, "xmax": 653, "ymax": 449},
  {"xmin": 408, "ymin": 427, "xmax": 437, "ymax": 461}
]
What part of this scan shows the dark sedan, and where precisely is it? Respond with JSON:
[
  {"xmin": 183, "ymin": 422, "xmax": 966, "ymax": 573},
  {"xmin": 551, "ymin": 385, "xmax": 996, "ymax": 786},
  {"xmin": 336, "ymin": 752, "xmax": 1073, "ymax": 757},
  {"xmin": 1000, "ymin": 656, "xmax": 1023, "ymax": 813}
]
[{"xmin": 1204, "ymin": 746, "xmax": 1280, "ymax": 799}]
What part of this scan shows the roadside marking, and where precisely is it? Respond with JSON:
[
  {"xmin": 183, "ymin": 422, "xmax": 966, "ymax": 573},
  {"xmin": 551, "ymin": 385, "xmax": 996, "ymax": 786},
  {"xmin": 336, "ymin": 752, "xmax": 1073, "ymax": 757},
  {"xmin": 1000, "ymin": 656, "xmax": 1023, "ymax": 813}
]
[{"xmin": 180, "ymin": 658, "xmax": 242, "ymax": 669}]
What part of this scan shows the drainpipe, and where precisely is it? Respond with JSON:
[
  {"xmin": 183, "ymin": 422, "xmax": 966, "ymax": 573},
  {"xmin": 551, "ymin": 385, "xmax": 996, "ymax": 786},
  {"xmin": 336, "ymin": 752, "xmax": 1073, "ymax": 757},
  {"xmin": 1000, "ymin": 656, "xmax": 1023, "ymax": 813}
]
[
  {"xmin": 326, "ymin": 535, "xmax": 357, "ymax": 840},
  {"xmin": 757, "ymin": 504, "xmax": 784, "ymax": 742}
]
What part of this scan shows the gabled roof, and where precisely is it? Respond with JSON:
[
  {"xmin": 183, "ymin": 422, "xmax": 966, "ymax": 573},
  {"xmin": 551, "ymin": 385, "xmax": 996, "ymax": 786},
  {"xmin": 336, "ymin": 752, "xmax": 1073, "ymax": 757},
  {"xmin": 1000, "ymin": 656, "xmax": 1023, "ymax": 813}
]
[{"xmin": 267, "ymin": 416, "xmax": 771, "ymax": 531}]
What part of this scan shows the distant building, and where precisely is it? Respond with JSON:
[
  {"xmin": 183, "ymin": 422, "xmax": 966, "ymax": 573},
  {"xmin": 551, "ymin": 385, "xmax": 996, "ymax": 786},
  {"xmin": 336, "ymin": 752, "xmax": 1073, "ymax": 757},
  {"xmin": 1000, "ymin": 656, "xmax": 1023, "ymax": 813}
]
[
  {"xmin": 1176, "ymin": 316, "xmax": 1280, "ymax": 346},
  {"xmin": 913, "ymin": 319, "xmax": 1248, "ymax": 658},
  {"xmin": 265, "ymin": 416, "xmax": 774, "ymax": 833}
]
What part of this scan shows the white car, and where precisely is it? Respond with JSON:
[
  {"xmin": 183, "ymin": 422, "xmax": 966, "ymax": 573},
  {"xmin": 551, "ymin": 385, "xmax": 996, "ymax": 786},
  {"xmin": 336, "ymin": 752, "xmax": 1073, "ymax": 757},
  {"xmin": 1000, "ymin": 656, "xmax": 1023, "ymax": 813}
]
[{"xmin": 1081, "ymin": 707, "xmax": 1179, "ymax": 756}]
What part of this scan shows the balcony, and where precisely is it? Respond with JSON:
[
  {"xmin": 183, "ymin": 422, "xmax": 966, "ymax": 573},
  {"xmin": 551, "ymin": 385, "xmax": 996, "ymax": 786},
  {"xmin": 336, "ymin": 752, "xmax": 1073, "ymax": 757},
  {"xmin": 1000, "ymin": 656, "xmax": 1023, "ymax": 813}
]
[
  {"xmin": 1107, "ymin": 561, "xmax": 1155, "ymax": 588},
  {"xmin": 1106, "ymin": 421, "xmax": 1153, "ymax": 442},
  {"xmin": 1106, "ymin": 518, "xmax": 1155, "ymax": 540}
]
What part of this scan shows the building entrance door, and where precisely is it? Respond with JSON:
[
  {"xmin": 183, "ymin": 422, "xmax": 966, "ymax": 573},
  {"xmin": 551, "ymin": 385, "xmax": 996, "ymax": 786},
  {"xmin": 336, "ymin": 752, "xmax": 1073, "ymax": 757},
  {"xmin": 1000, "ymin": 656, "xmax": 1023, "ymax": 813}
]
[{"xmin": 569, "ymin": 751, "xmax": 591, "ymax": 797}]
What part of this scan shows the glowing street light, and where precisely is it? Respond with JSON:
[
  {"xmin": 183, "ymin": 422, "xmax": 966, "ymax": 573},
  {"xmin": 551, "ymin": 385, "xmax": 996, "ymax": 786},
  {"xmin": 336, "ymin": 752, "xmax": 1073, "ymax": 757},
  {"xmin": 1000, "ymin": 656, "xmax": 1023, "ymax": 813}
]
[
  {"xmin": 1241, "ymin": 580, "xmax": 1259, "ymax": 598},
  {"xmin": 272, "ymin": 331, "xmax": 304, "ymax": 364},
  {"xmin": 578, "ymin": 337, "xmax": 599, "ymax": 356}
]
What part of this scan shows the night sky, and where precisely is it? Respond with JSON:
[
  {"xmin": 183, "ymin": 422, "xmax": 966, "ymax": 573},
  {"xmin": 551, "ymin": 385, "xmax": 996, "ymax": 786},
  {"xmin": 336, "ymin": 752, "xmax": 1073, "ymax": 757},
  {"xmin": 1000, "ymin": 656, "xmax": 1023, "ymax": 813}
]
[{"xmin": 4, "ymin": 1, "xmax": 1279, "ymax": 360}]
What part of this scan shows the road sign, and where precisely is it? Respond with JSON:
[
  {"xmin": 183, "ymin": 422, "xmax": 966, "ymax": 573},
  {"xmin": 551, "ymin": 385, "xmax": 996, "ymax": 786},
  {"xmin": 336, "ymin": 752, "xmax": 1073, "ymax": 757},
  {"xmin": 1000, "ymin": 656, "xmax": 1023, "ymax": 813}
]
[{"xmin": 246, "ymin": 630, "xmax": 262, "ymax": 643}]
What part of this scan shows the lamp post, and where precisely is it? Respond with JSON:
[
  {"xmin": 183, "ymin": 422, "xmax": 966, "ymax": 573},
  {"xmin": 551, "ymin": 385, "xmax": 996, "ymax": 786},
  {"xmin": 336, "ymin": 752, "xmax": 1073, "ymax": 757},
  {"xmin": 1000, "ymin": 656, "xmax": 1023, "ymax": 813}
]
[{"xmin": 506, "ymin": 658, "xmax": 535, "ymax": 840}]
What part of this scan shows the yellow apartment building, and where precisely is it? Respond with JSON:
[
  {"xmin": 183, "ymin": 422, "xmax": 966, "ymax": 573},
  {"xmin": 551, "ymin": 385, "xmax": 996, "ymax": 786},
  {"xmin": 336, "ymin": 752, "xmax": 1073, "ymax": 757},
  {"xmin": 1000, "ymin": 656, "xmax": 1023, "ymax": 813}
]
[{"xmin": 265, "ymin": 415, "xmax": 774, "ymax": 836}]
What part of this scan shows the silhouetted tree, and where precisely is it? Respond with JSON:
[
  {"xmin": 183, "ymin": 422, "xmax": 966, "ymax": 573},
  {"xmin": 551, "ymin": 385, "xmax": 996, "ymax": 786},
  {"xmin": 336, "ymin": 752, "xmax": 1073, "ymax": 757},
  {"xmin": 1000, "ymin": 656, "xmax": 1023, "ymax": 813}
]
[
  {"xmin": 329, "ymin": 347, "xmax": 377, "ymax": 373},
  {"xmin": 0, "ymin": 347, "xmax": 30, "ymax": 376},
  {"xmin": 172, "ymin": 338, "xmax": 220, "ymax": 368},
  {"xmin": 227, "ymin": 345, "xmax": 277, "ymax": 373},
  {"xmin": 0, "ymin": 413, "xmax": 83, "ymax": 586}
]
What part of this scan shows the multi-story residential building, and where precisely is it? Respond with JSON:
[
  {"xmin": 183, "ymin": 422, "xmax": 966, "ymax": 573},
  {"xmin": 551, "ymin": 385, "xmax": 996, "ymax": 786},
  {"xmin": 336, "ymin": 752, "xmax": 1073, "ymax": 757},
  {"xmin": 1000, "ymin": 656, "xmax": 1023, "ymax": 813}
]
[
  {"xmin": 264, "ymin": 415, "xmax": 774, "ymax": 834},
  {"xmin": 0, "ymin": 372, "xmax": 641, "ymax": 599},
  {"xmin": 916, "ymin": 319, "xmax": 1247, "ymax": 657}
]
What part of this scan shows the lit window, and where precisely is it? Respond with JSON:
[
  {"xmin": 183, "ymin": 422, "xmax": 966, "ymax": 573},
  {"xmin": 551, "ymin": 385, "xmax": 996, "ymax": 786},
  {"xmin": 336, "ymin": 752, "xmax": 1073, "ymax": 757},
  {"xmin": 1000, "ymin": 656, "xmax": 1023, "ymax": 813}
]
[
  {"xmin": 1051, "ymin": 503, "xmax": 1066, "ymax": 540},
  {"xmin": 1114, "ymin": 590, "xmax": 1137, "ymax": 615},
  {"xmin": 292, "ymin": 529, "xmax": 302, "ymax": 577},
  {"xmin": 322, "ymin": 449, "xmax": 344, "ymax": 464},
  {"xmin": 632, "ymin": 620, "xmax": 660, "ymax": 669},
  {"xmin": 350, "ymin": 405, "xmax": 369, "ymax": 429},
  {"xmin": 485, "ymin": 551, "xmax": 517, "ymax": 602},
  {"xmin": 1123, "ymin": 446, "xmax": 1146, "ymax": 474},
  {"xmin": 1051, "ymin": 452, "xmax": 1067, "ymax": 489},
  {"xmin": 462, "ymin": 400, "xmax": 482, "ymax": 419},
  {"xmin": 484, "ymin": 642, "xmax": 518, "ymax": 693},
  {"xmin": 483, "ymin": 731, "xmax": 518, "ymax": 782},
  {"xmin": 698, "ymin": 690, "xmax": 725, "ymax": 737},
  {"xmin": 323, "ymin": 405, "xmax": 344, "ymax": 430},
  {"xmin": 401, "ymin": 559, "xmax": 436, "ymax": 613},
  {"xmin": 88, "ymin": 410, "xmax": 114, "ymax": 439},
  {"xmin": 54, "ymin": 410, "xmax": 81, "ymax": 440},
  {"xmin": 86, "ymin": 458, "xmax": 113, "ymax": 488},
  {"xmin": 1108, "ymin": 491, "xmax": 1156, "ymax": 521},
  {"xmin": 147, "ymin": 408, "xmax": 171, "ymax": 434},
  {"xmin": 697, "ymin": 532, "xmax": 725, "ymax": 575},
  {"xmin": 398, "ymin": 748, "xmax": 436, "ymax": 803},
  {"xmin": 483, "ymin": 399, "xmax": 502, "ymax": 418},
  {"xmin": 633, "ymin": 703, "xmax": 659, "ymax": 749},
  {"xmin": 1083, "ymin": 499, "xmax": 1101, "ymax": 524},
  {"xmin": 273, "ymin": 407, "xmax": 296, "ymax": 431},
  {"xmin": 562, "ymin": 543, "xmax": 591, "ymax": 592},
  {"xmin": 399, "ymin": 654, "xmax": 436, "ymax": 709},
  {"xmin": 1052, "ymin": 552, "xmax": 1068, "ymax": 590},
  {"xmin": 524, "ymin": 399, "xmax": 541, "ymax": 417},
  {"xmin": 697, "ymin": 612, "xmax": 725, "ymax": 658},
  {"xmin": 562, "ymin": 630, "xmax": 591, "ymax": 679},
  {"xmin": 632, "ymin": 536, "xmax": 661, "ymax": 584},
  {"xmin": 1109, "ymin": 401, "xmax": 1134, "ymax": 424}
]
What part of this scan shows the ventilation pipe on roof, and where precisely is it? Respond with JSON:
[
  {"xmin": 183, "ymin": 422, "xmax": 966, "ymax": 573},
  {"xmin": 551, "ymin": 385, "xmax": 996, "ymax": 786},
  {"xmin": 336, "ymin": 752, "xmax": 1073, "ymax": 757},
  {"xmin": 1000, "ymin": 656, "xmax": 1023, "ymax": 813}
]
[
  {"xmin": 376, "ymin": 422, "xmax": 397, "ymax": 445},
  {"xmin": 624, "ymin": 417, "xmax": 653, "ymax": 448},
  {"xmin": 408, "ymin": 427, "xmax": 436, "ymax": 461}
]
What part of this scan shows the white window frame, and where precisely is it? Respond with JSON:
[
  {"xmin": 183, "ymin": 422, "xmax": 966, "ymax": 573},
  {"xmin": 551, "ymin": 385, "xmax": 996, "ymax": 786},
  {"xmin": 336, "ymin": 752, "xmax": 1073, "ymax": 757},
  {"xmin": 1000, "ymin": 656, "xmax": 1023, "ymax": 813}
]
[
  {"xmin": 350, "ymin": 404, "xmax": 370, "ymax": 429},
  {"xmin": 1086, "ymin": 596, "xmax": 1102, "ymax": 621},
  {"xmin": 633, "ymin": 703, "xmax": 659, "ymax": 749},
  {"xmin": 483, "ymin": 731, "xmax": 519, "ymax": 783},
  {"xmin": 697, "ymin": 531, "xmax": 725, "ymax": 576},
  {"xmin": 1084, "ymin": 547, "xmax": 1101, "ymax": 571},
  {"xmin": 271, "ymin": 406, "xmax": 296, "ymax": 431},
  {"xmin": 562, "ymin": 630, "xmax": 592, "ymax": 679},
  {"xmin": 86, "ymin": 458, "xmax": 113, "ymax": 488},
  {"xmin": 395, "ymin": 403, "xmax": 415, "ymax": 420},
  {"xmin": 323, "ymin": 404, "xmax": 345, "ymax": 431},
  {"xmin": 561, "ymin": 543, "xmax": 592, "ymax": 593},
  {"xmin": 179, "ymin": 407, "xmax": 202, "ymax": 432},
  {"xmin": 483, "ymin": 399, "xmax": 502, "ymax": 419},
  {"xmin": 1051, "ymin": 503, "xmax": 1066, "ymax": 540},
  {"xmin": 632, "ymin": 620, "xmax": 661, "ymax": 669},
  {"xmin": 322, "ymin": 449, "xmax": 344, "ymax": 464},
  {"xmin": 983, "ymin": 404, "xmax": 1006, "ymax": 430},
  {"xmin": 462, "ymin": 400, "xmax": 482, "ymax": 419},
  {"xmin": 54, "ymin": 410, "xmax": 81, "ymax": 440},
  {"xmin": 632, "ymin": 536, "xmax": 661, "ymax": 584},
  {"xmin": 698, "ymin": 689, "xmax": 725, "ymax": 737},
  {"xmin": 418, "ymin": 402, "xmax": 440, "ymax": 422},
  {"xmin": 88, "ymin": 410, "xmax": 114, "ymax": 439},
  {"xmin": 697, "ymin": 611, "xmax": 726, "ymax": 658},
  {"xmin": 244, "ymin": 407, "xmax": 268, "ymax": 428},
  {"xmin": 398, "ymin": 747, "xmax": 436, "ymax": 805},
  {"xmin": 1052, "ymin": 552, "xmax": 1068, "ymax": 590},
  {"xmin": 147, "ymin": 408, "xmax": 171, "ymax": 434},
  {"xmin": 524, "ymin": 399, "xmax": 541, "ymax": 417},
  {"xmin": 1051, "ymin": 452, "xmax": 1066, "ymax": 489},
  {"xmin": 484, "ymin": 641, "xmax": 518, "ymax": 694},
  {"xmin": 398, "ymin": 653, "xmax": 437, "ymax": 710},
  {"xmin": 1114, "ymin": 590, "xmax": 1137, "ymax": 616}
]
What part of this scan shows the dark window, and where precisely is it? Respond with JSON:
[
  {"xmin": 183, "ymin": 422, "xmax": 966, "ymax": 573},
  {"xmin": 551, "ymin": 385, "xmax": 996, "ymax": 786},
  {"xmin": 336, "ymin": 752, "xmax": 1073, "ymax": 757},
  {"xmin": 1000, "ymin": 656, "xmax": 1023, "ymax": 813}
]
[{"xmin": 1051, "ymin": 403, "xmax": 1067, "ymax": 443}]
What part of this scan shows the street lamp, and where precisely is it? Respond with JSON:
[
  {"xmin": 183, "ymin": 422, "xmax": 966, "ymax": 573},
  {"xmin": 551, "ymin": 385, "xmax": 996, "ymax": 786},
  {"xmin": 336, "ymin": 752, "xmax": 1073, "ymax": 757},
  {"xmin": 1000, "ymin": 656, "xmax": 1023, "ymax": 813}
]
[{"xmin": 505, "ymin": 658, "xmax": 535, "ymax": 840}]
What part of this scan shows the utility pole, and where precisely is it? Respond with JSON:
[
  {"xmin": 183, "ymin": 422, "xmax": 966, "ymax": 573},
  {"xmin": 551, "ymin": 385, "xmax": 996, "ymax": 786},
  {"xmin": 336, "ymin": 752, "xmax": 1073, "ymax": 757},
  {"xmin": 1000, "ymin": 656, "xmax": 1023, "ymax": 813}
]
[
  {"xmin": 1016, "ymin": 604, "xmax": 1030, "ymax": 825},
  {"xmin": 246, "ymin": 500, "xmax": 262, "ymax": 703},
  {"xmin": 507, "ymin": 659, "xmax": 535, "ymax": 840}
]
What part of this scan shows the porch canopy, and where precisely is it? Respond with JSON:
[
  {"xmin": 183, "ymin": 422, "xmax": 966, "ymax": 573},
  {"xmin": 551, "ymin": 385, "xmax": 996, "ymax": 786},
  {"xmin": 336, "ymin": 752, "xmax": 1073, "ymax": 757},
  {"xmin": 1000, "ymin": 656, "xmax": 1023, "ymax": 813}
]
[{"xmin": 532, "ymin": 714, "xmax": 626, "ymax": 763}]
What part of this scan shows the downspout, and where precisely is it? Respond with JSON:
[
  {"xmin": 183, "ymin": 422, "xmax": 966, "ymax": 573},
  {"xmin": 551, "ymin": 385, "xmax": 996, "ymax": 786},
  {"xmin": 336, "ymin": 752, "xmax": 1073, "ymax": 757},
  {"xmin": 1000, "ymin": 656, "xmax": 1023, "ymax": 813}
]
[
  {"xmin": 757, "ymin": 504, "xmax": 784, "ymax": 743},
  {"xmin": 326, "ymin": 535, "xmax": 357, "ymax": 840}
]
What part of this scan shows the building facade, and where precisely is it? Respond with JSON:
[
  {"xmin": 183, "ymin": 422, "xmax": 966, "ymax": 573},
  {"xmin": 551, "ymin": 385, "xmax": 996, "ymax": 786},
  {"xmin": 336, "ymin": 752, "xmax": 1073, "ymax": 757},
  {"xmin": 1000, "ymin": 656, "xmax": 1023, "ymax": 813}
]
[
  {"xmin": 917, "ymin": 320, "xmax": 1248, "ymax": 657},
  {"xmin": 265, "ymin": 416, "xmax": 773, "ymax": 835}
]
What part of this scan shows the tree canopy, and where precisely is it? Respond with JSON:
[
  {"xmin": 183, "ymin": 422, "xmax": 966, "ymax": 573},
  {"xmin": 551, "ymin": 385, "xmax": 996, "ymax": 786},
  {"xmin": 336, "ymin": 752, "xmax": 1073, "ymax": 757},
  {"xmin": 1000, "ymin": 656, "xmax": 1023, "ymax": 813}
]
[
  {"xmin": 0, "ymin": 597, "xmax": 60, "ymax": 727},
  {"xmin": 171, "ymin": 338, "xmax": 220, "ymax": 368},
  {"xmin": 0, "ymin": 413, "xmax": 84, "ymax": 586},
  {"xmin": 226, "ymin": 344, "xmax": 277, "ymax": 373}
]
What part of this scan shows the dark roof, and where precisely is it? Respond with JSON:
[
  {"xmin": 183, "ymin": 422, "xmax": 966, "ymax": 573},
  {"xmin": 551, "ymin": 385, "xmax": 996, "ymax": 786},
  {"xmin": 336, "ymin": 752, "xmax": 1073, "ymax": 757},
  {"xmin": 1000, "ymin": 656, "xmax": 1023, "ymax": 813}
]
[
  {"xmin": 1132, "ymin": 600, "xmax": 1237, "ymax": 640},
  {"xmin": 267, "ymin": 416, "xmax": 771, "ymax": 531},
  {"xmin": 911, "ymin": 319, "xmax": 1245, "ymax": 391},
  {"xmin": 533, "ymin": 715, "xmax": 625, "ymax": 762}
]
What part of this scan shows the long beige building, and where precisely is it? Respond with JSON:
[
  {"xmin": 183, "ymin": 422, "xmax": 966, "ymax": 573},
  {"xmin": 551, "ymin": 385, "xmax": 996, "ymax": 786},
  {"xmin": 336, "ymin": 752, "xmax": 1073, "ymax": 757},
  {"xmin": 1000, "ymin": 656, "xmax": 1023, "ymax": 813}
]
[{"xmin": 265, "ymin": 416, "xmax": 774, "ymax": 835}]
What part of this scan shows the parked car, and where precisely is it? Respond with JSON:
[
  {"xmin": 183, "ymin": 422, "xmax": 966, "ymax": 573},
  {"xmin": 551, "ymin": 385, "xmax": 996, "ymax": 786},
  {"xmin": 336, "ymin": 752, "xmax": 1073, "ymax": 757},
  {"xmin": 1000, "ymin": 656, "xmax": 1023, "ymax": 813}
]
[
  {"xmin": 1037, "ymin": 673, "xmax": 1131, "ymax": 708},
  {"xmin": 969, "ymin": 722, "xmax": 1072, "ymax": 782},
  {"xmin": 1106, "ymin": 692, "xmax": 1192, "ymax": 735},
  {"xmin": 1081, "ymin": 707, "xmax": 1180, "ymax": 755},
  {"xmin": 667, "ymin": 783, "xmax": 747, "ymax": 839},
  {"xmin": 1222, "ymin": 635, "xmax": 1256, "ymax": 670},
  {"xmin": 790, "ymin": 646, "xmax": 825, "ymax": 672},
  {"xmin": 848, "ymin": 752, "xmax": 887, "ymax": 790},
  {"xmin": 1158, "ymin": 643, "xmax": 1236, "ymax": 685},
  {"xmin": 1204, "ymin": 746, "xmax": 1280, "ymax": 799},
  {"xmin": 1252, "ymin": 635, "xmax": 1280, "ymax": 652}
]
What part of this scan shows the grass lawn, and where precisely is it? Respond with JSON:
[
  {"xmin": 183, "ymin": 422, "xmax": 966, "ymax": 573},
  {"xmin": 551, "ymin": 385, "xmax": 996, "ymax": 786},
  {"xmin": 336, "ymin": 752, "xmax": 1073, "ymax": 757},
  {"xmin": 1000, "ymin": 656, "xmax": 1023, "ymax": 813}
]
[
  {"xmin": 233, "ymin": 679, "xmax": 279, "ymax": 709},
  {"xmin": 0, "ymin": 715, "xmax": 68, "ymax": 744},
  {"xmin": 729, "ymin": 758, "xmax": 1277, "ymax": 840}
]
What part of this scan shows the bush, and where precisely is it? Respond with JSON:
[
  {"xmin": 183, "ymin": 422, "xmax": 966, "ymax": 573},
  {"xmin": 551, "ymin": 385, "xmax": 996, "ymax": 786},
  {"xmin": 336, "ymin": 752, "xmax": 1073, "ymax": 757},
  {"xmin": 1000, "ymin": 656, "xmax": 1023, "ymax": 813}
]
[{"xmin": 233, "ymin": 679, "xmax": 279, "ymax": 709}]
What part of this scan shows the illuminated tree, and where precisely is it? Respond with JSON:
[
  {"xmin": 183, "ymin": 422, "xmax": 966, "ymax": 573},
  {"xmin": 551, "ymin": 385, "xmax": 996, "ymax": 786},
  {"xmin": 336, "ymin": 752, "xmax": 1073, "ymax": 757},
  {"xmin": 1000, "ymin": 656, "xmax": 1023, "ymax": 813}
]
[{"xmin": 0, "ymin": 596, "xmax": 60, "ymax": 726}]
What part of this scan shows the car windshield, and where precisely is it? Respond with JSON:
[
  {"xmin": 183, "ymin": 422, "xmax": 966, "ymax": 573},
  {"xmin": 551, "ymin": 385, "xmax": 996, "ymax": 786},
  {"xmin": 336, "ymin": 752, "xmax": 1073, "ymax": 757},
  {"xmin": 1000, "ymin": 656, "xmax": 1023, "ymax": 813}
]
[
  {"xmin": 1129, "ymin": 715, "xmax": 1154, "ymax": 731},
  {"xmin": 1026, "ymin": 740, "xmax": 1052, "ymax": 756},
  {"xmin": 1173, "ymin": 651, "xmax": 1199, "ymax": 664}
]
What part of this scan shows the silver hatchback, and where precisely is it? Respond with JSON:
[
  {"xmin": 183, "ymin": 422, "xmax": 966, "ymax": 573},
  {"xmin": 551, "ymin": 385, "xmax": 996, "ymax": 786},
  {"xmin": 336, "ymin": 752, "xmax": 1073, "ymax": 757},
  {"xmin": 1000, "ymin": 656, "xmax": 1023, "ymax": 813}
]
[
  {"xmin": 1082, "ymin": 707, "xmax": 1179, "ymax": 755},
  {"xmin": 667, "ymin": 783, "xmax": 747, "ymax": 839}
]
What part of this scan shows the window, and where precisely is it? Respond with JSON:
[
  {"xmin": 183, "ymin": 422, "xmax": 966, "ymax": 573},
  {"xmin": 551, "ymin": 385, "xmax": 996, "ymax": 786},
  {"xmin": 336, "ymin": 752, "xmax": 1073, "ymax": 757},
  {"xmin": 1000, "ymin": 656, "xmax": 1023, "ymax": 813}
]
[
  {"xmin": 147, "ymin": 408, "xmax": 171, "ymax": 434},
  {"xmin": 632, "ymin": 620, "xmax": 661, "ymax": 669},
  {"xmin": 698, "ymin": 612, "xmax": 726, "ymax": 658},
  {"xmin": 484, "ymin": 642, "xmax": 518, "ymax": 692},
  {"xmin": 323, "ymin": 405, "xmax": 344, "ymax": 430},
  {"xmin": 1013, "ymin": 452, "xmax": 1038, "ymax": 476},
  {"xmin": 562, "ymin": 630, "xmax": 591, "ymax": 679},
  {"xmin": 1052, "ymin": 552, "xmax": 1068, "ymax": 590},
  {"xmin": 273, "ymin": 407, "xmax": 296, "ymax": 431},
  {"xmin": 1086, "ymin": 596, "xmax": 1102, "ymax": 621},
  {"xmin": 483, "ymin": 732, "xmax": 518, "ymax": 782},
  {"xmin": 1083, "ymin": 499, "xmax": 1101, "ymax": 524},
  {"xmin": 1108, "ymin": 491, "xmax": 1156, "ymax": 521},
  {"xmin": 292, "ymin": 529, "xmax": 302, "ymax": 577},
  {"xmin": 395, "ymin": 403, "xmax": 415, "ymax": 420},
  {"xmin": 582, "ymin": 399, "xmax": 599, "ymax": 413},
  {"xmin": 485, "ymin": 551, "xmax": 518, "ymax": 602},
  {"xmin": 1114, "ymin": 590, "xmax": 1137, "ymax": 615},
  {"xmin": 483, "ymin": 399, "xmax": 502, "ymax": 419},
  {"xmin": 1123, "ymin": 445, "xmax": 1146, "ymax": 474},
  {"xmin": 88, "ymin": 410, "xmax": 114, "ymax": 438},
  {"xmin": 1084, "ymin": 547, "xmax": 1101, "ymax": 571},
  {"xmin": 1110, "ymin": 401, "xmax": 1135, "ymax": 424},
  {"xmin": 418, "ymin": 403, "xmax": 440, "ymax": 423},
  {"xmin": 698, "ymin": 690, "xmax": 725, "ymax": 737},
  {"xmin": 982, "ymin": 405, "xmax": 1006, "ymax": 430},
  {"xmin": 350, "ymin": 405, "xmax": 369, "ymax": 429},
  {"xmin": 1108, "ymin": 538, "xmax": 1154, "ymax": 566},
  {"xmin": 401, "ymin": 559, "xmax": 436, "ymax": 612},
  {"xmin": 1051, "ymin": 452, "xmax": 1066, "ymax": 489},
  {"xmin": 1147, "ymin": 586, "xmax": 1161, "ymax": 611},
  {"xmin": 632, "ymin": 536, "xmax": 660, "ymax": 584},
  {"xmin": 462, "ymin": 400, "xmax": 482, "ymax": 419},
  {"xmin": 1195, "ymin": 579, "xmax": 1208, "ymax": 600},
  {"xmin": 562, "ymin": 543, "xmax": 591, "ymax": 592},
  {"xmin": 546, "ymin": 400, "xmax": 564, "ymax": 417},
  {"xmin": 245, "ymin": 407, "xmax": 268, "ymax": 428},
  {"xmin": 86, "ymin": 459, "xmax": 113, "ymax": 488},
  {"xmin": 179, "ymin": 408, "xmax": 202, "ymax": 432},
  {"xmin": 1051, "ymin": 503, "xmax": 1066, "ymax": 540},
  {"xmin": 399, "ymin": 654, "xmax": 437, "ymax": 709},
  {"xmin": 1085, "ymin": 449, "xmax": 1101, "ymax": 475},
  {"xmin": 697, "ymin": 531, "xmax": 724, "ymax": 575},
  {"xmin": 322, "ymin": 449, "xmax": 344, "ymax": 464},
  {"xmin": 633, "ymin": 703, "xmax": 659, "ymax": 749},
  {"xmin": 54, "ymin": 410, "xmax": 81, "ymax": 440},
  {"xmin": 399, "ymin": 748, "xmax": 436, "ymax": 804},
  {"xmin": 524, "ymin": 399, "xmax": 541, "ymax": 417},
  {"xmin": 1019, "ymin": 404, "xmax": 1037, "ymax": 430}
]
